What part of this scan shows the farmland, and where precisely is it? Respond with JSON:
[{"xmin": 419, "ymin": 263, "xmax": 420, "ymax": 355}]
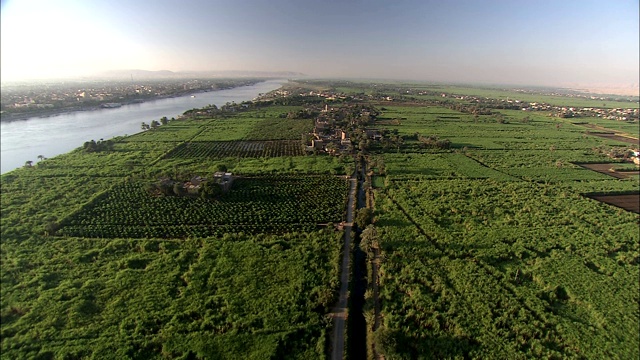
[
  {"xmin": 167, "ymin": 140, "xmax": 305, "ymax": 159},
  {"xmin": 1, "ymin": 80, "xmax": 639, "ymax": 359},
  {"xmin": 0, "ymin": 101, "xmax": 350, "ymax": 358},
  {"xmin": 58, "ymin": 176, "xmax": 349, "ymax": 239},
  {"xmin": 338, "ymin": 81, "xmax": 638, "ymax": 358},
  {"xmin": 1, "ymin": 232, "xmax": 342, "ymax": 359}
]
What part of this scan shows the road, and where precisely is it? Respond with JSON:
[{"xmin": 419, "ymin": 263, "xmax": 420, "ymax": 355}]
[{"xmin": 331, "ymin": 175, "xmax": 357, "ymax": 360}]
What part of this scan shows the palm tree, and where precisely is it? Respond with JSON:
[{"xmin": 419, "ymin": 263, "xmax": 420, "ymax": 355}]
[{"xmin": 37, "ymin": 155, "xmax": 45, "ymax": 161}]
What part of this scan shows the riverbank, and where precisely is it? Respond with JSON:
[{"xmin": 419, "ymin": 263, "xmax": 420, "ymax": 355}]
[
  {"xmin": 1, "ymin": 79, "xmax": 286, "ymax": 174},
  {"xmin": 0, "ymin": 80, "xmax": 265, "ymax": 123}
]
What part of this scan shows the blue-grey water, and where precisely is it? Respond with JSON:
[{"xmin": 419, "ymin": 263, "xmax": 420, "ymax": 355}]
[{"xmin": 0, "ymin": 79, "xmax": 285, "ymax": 174}]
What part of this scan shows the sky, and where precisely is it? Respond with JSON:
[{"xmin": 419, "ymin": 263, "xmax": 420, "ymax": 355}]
[{"xmin": 1, "ymin": 0, "xmax": 638, "ymax": 91}]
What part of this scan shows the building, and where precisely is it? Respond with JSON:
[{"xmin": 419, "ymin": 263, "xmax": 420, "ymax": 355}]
[{"xmin": 213, "ymin": 172, "xmax": 234, "ymax": 192}]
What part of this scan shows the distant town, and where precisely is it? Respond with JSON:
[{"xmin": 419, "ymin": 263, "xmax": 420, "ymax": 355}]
[
  {"xmin": 0, "ymin": 78, "xmax": 263, "ymax": 121},
  {"xmin": 261, "ymin": 81, "xmax": 640, "ymax": 122}
]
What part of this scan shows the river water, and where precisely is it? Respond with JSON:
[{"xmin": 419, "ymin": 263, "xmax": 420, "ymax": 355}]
[{"xmin": 0, "ymin": 79, "xmax": 285, "ymax": 174}]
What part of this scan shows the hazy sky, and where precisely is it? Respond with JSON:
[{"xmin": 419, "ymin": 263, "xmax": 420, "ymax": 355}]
[{"xmin": 1, "ymin": 0, "xmax": 638, "ymax": 88}]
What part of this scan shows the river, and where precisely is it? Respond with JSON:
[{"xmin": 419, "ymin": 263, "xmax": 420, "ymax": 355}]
[{"xmin": 0, "ymin": 79, "xmax": 286, "ymax": 174}]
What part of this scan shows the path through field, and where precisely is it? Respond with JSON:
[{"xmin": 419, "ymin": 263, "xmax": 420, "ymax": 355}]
[{"xmin": 331, "ymin": 175, "xmax": 357, "ymax": 360}]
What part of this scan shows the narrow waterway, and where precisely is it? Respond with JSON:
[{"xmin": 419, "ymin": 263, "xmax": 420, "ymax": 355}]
[{"xmin": 0, "ymin": 79, "xmax": 286, "ymax": 174}]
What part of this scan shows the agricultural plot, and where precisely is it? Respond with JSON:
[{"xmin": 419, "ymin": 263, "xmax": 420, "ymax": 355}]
[
  {"xmin": 166, "ymin": 140, "xmax": 304, "ymax": 159},
  {"xmin": 1, "ymin": 232, "xmax": 342, "ymax": 359},
  {"xmin": 574, "ymin": 117, "xmax": 640, "ymax": 135},
  {"xmin": 576, "ymin": 163, "xmax": 639, "ymax": 180},
  {"xmin": 190, "ymin": 118, "xmax": 262, "ymax": 141},
  {"xmin": 374, "ymin": 179, "xmax": 639, "ymax": 359},
  {"xmin": 123, "ymin": 124, "xmax": 203, "ymax": 142},
  {"xmin": 153, "ymin": 154, "xmax": 352, "ymax": 178},
  {"xmin": 26, "ymin": 141, "xmax": 180, "ymax": 177},
  {"xmin": 375, "ymin": 107, "xmax": 612, "ymax": 151},
  {"xmin": 382, "ymin": 153, "xmax": 514, "ymax": 180},
  {"xmin": 365, "ymin": 93, "xmax": 639, "ymax": 359},
  {"xmin": 411, "ymin": 85, "xmax": 640, "ymax": 109},
  {"xmin": 58, "ymin": 176, "xmax": 349, "ymax": 239},
  {"xmin": 467, "ymin": 149, "xmax": 627, "ymax": 183},
  {"xmin": 245, "ymin": 118, "xmax": 314, "ymax": 140},
  {"xmin": 586, "ymin": 193, "xmax": 640, "ymax": 213},
  {"xmin": 1, "ymin": 175, "xmax": 120, "ymax": 238},
  {"xmin": 585, "ymin": 131, "xmax": 639, "ymax": 146}
]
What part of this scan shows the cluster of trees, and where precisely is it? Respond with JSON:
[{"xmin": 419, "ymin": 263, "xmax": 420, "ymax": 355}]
[
  {"xmin": 355, "ymin": 208, "xmax": 373, "ymax": 229},
  {"xmin": 141, "ymin": 116, "xmax": 171, "ymax": 131},
  {"xmin": 23, "ymin": 156, "xmax": 46, "ymax": 168},
  {"xmin": 282, "ymin": 108, "xmax": 319, "ymax": 119},
  {"xmin": 146, "ymin": 177, "xmax": 223, "ymax": 199},
  {"xmin": 82, "ymin": 139, "xmax": 114, "ymax": 153},
  {"xmin": 416, "ymin": 134, "xmax": 452, "ymax": 149}
]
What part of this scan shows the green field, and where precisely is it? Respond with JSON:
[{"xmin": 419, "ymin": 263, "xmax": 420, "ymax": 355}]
[
  {"xmin": 416, "ymin": 85, "xmax": 639, "ymax": 109},
  {"xmin": 0, "ymin": 106, "xmax": 346, "ymax": 358},
  {"xmin": 58, "ymin": 176, "xmax": 348, "ymax": 239},
  {"xmin": 362, "ymin": 99, "xmax": 638, "ymax": 358},
  {"xmin": 2, "ymin": 81, "xmax": 638, "ymax": 359},
  {"xmin": 1, "ymin": 232, "xmax": 341, "ymax": 359}
]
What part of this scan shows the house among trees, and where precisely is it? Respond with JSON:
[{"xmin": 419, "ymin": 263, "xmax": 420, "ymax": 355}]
[
  {"xmin": 184, "ymin": 176, "xmax": 205, "ymax": 195},
  {"xmin": 339, "ymin": 131, "xmax": 351, "ymax": 146},
  {"xmin": 365, "ymin": 129, "xmax": 383, "ymax": 140},
  {"xmin": 311, "ymin": 139, "xmax": 325, "ymax": 150},
  {"xmin": 213, "ymin": 172, "xmax": 234, "ymax": 192}
]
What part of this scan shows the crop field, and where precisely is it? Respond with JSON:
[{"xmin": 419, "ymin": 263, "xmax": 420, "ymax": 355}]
[
  {"xmin": 406, "ymin": 84, "xmax": 640, "ymax": 109},
  {"xmin": 188, "ymin": 118, "xmax": 260, "ymax": 141},
  {"xmin": 375, "ymin": 107, "xmax": 620, "ymax": 150},
  {"xmin": 576, "ymin": 163, "xmax": 639, "ymax": 180},
  {"xmin": 381, "ymin": 153, "xmax": 515, "ymax": 180},
  {"xmin": 124, "ymin": 124, "xmax": 203, "ymax": 142},
  {"xmin": 575, "ymin": 117, "xmax": 640, "ymax": 135},
  {"xmin": 2, "ymin": 80, "xmax": 638, "ymax": 359},
  {"xmin": 362, "ymin": 92, "xmax": 639, "ymax": 358},
  {"xmin": 244, "ymin": 118, "xmax": 314, "ymax": 140},
  {"xmin": 585, "ymin": 131, "xmax": 640, "ymax": 146},
  {"xmin": 167, "ymin": 140, "xmax": 305, "ymax": 159},
  {"xmin": 1, "ymin": 231, "xmax": 342, "ymax": 359},
  {"xmin": 374, "ymin": 178, "xmax": 638, "ymax": 358},
  {"xmin": 586, "ymin": 193, "xmax": 640, "ymax": 213},
  {"xmin": 58, "ymin": 175, "xmax": 349, "ymax": 239}
]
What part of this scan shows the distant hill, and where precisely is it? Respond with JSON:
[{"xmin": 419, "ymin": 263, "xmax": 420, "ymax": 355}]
[
  {"xmin": 97, "ymin": 69, "xmax": 177, "ymax": 79},
  {"xmin": 95, "ymin": 69, "xmax": 305, "ymax": 80}
]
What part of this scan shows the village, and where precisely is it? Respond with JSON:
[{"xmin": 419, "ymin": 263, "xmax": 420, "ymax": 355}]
[
  {"xmin": 300, "ymin": 103, "xmax": 393, "ymax": 156},
  {"xmin": 264, "ymin": 81, "xmax": 639, "ymax": 122},
  {"xmin": 0, "ymin": 78, "xmax": 260, "ymax": 120}
]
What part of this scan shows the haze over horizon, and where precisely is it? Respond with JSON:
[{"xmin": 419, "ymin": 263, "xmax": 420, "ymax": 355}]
[{"xmin": 1, "ymin": 0, "xmax": 638, "ymax": 94}]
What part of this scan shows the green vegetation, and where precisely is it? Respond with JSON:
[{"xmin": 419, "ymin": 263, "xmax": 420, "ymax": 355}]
[
  {"xmin": 354, "ymin": 96, "xmax": 638, "ymax": 358},
  {"xmin": 374, "ymin": 179, "xmax": 638, "ymax": 358},
  {"xmin": 1, "ymin": 232, "xmax": 341, "ymax": 359},
  {"xmin": 167, "ymin": 140, "xmax": 305, "ymax": 159},
  {"xmin": 1, "ymin": 103, "xmax": 349, "ymax": 358},
  {"xmin": 2, "ymin": 80, "xmax": 638, "ymax": 359},
  {"xmin": 58, "ymin": 176, "xmax": 348, "ymax": 239},
  {"xmin": 245, "ymin": 118, "xmax": 314, "ymax": 140},
  {"xmin": 415, "ymin": 84, "xmax": 639, "ymax": 109}
]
